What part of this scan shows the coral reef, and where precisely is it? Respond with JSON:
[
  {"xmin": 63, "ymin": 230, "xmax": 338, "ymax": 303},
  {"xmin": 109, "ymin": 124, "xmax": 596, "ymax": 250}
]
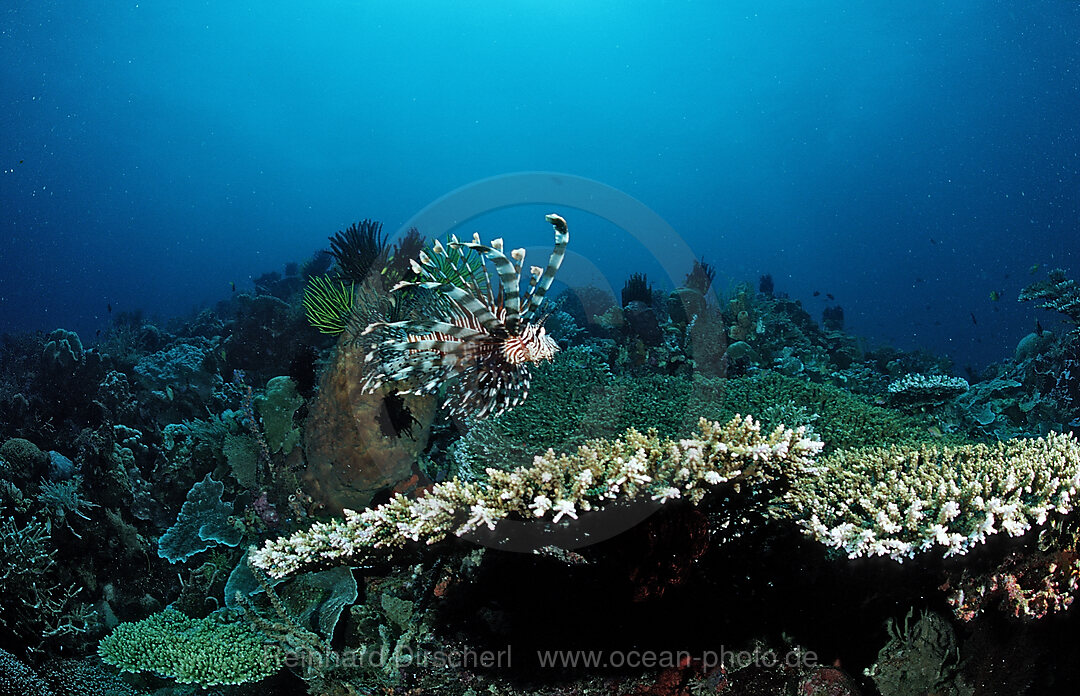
[{"xmin": 7, "ymin": 212, "xmax": 1080, "ymax": 695}]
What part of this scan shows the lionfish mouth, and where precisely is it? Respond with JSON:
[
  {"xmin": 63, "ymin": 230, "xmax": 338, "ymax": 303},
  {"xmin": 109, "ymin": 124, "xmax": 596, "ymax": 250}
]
[{"xmin": 360, "ymin": 214, "xmax": 570, "ymax": 420}]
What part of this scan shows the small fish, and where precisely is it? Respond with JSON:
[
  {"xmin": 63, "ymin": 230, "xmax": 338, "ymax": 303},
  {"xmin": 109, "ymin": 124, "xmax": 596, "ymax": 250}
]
[
  {"xmin": 971, "ymin": 312, "xmax": 978, "ymax": 325},
  {"xmin": 1036, "ymin": 319, "xmax": 1044, "ymax": 336},
  {"xmin": 930, "ymin": 238, "xmax": 938, "ymax": 245},
  {"xmin": 813, "ymin": 290, "xmax": 820, "ymax": 297},
  {"xmin": 107, "ymin": 302, "xmax": 112, "ymax": 313},
  {"xmin": 826, "ymin": 293, "xmax": 835, "ymax": 301},
  {"xmin": 989, "ymin": 290, "xmax": 1000, "ymax": 302},
  {"xmin": 1029, "ymin": 263, "xmax": 1041, "ymax": 275},
  {"xmin": 230, "ymin": 281, "xmax": 236, "ymax": 293},
  {"xmin": 95, "ymin": 329, "xmax": 101, "ymax": 337}
]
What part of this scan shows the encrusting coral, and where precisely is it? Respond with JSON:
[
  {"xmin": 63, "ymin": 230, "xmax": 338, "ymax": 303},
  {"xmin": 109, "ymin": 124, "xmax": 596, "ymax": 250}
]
[
  {"xmin": 788, "ymin": 431, "xmax": 1080, "ymax": 561},
  {"xmin": 251, "ymin": 415, "xmax": 823, "ymax": 578}
]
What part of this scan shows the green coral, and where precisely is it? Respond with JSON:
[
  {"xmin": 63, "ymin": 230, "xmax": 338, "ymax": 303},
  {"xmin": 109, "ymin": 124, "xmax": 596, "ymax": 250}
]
[
  {"xmin": 98, "ymin": 607, "xmax": 282, "ymax": 686},
  {"xmin": 454, "ymin": 347, "xmax": 729, "ymax": 475},
  {"xmin": 455, "ymin": 353, "xmax": 947, "ymax": 477},
  {"xmin": 709, "ymin": 371, "xmax": 962, "ymax": 451},
  {"xmin": 254, "ymin": 376, "xmax": 303, "ymax": 454}
]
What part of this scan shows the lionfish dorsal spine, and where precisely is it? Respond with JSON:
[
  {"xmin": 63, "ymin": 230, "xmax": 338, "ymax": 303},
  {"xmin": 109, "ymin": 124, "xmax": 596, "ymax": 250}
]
[
  {"xmin": 522, "ymin": 214, "xmax": 569, "ymax": 320},
  {"xmin": 432, "ymin": 283, "xmax": 504, "ymax": 334},
  {"xmin": 453, "ymin": 240, "xmax": 523, "ymax": 334}
]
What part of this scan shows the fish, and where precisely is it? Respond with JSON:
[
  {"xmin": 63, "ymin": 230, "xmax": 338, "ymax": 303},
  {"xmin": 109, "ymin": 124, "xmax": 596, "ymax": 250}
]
[
  {"xmin": 1029, "ymin": 263, "xmax": 1041, "ymax": 275},
  {"xmin": 812, "ymin": 290, "xmax": 820, "ymax": 297},
  {"xmin": 989, "ymin": 290, "xmax": 1000, "ymax": 302},
  {"xmin": 107, "ymin": 303, "xmax": 112, "ymax": 313},
  {"xmin": 230, "ymin": 281, "xmax": 236, "ymax": 293},
  {"xmin": 826, "ymin": 293, "xmax": 835, "ymax": 301},
  {"xmin": 1036, "ymin": 319, "xmax": 1044, "ymax": 336},
  {"xmin": 970, "ymin": 312, "xmax": 978, "ymax": 325}
]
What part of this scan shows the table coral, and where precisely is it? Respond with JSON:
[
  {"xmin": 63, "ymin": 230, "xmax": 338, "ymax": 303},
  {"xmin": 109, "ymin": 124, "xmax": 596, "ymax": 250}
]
[
  {"xmin": 788, "ymin": 432, "xmax": 1080, "ymax": 561},
  {"xmin": 251, "ymin": 415, "xmax": 823, "ymax": 579}
]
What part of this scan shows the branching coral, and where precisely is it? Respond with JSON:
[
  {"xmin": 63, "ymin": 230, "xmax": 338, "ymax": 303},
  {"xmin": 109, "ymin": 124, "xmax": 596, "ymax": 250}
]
[
  {"xmin": 359, "ymin": 214, "xmax": 569, "ymax": 420},
  {"xmin": 98, "ymin": 608, "xmax": 283, "ymax": 687},
  {"xmin": 250, "ymin": 415, "xmax": 823, "ymax": 578},
  {"xmin": 36, "ymin": 476, "xmax": 98, "ymax": 538},
  {"xmin": 0, "ymin": 511, "xmax": 92, "ymax": 655},
  {"xmin": 788, "ymin": 432, "xmax": 1080, "ymax": 561},
  {"xmin": 1019, "ymin": 267, "xmax": 1080, "ymax": 323}
]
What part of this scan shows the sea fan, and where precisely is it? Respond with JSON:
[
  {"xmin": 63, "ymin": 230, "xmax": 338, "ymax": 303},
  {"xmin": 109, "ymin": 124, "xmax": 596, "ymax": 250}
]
[{"xmin": 360, "ymin": 214, "xmax": 569, "ymax": 420}]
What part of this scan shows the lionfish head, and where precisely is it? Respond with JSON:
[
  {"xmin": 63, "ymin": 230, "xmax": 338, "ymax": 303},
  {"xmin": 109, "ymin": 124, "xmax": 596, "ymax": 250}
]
[{"xmin": 503, "ymin": 322, "xmax": 559, "ymax": 365}]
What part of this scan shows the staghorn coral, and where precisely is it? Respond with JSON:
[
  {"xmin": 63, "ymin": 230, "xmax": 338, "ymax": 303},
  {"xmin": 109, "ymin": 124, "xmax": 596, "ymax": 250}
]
[
  {"xmin": 788, "ymin": 431, "xmax": 1080, "ymax": 561},
  {"xmin": 251, "ymin": 414, "xmax": 823, "ymax": 578},
  {"xmin": 0, "ymin": 511, "xmax": 92, "ymax": 655},
  {"xmin": 360, "ymin": 214, "xmax": 569, "ymax": 420}
]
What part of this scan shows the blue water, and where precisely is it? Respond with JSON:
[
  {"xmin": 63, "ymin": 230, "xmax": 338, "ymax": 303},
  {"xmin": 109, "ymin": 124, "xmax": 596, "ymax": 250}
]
[{"xmin": 2, "ymin": 1, "xmax": 1078, "ymax": 371}]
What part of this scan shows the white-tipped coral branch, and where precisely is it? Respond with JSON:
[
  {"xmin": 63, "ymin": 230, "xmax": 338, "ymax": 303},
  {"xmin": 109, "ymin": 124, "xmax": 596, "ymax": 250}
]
[
  {"xmin": 250, "ymin": 415, "xmax": 823, "ymax": 578},
  {"xmin": 788, "ymin": 431, "xmax": 1080, "ymax": 561}
]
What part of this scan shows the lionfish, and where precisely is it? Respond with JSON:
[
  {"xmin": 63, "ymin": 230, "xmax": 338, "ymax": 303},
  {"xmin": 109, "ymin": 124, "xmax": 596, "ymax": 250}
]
[{"xmin": 360, "ymin": 213, "xmax": 569, "ymax": 420}]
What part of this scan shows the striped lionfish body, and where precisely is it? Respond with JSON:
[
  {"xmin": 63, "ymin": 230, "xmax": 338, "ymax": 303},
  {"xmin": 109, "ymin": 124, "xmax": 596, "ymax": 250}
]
[{"xmin": 361, "ymin": 214, "xmax": 569, "ymax": 420}]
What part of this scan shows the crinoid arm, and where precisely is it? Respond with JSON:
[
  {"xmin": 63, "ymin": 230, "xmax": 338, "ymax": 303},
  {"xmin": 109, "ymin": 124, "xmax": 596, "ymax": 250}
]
[{"xmin": 360, "ymin": 214, "xmax": 569, "ymax": 420}]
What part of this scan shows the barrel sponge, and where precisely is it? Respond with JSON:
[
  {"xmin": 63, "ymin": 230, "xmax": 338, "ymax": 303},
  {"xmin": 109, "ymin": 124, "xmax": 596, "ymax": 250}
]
[{"xmin": 97, "ymin": 608, "xmax": 281, "ymax": 686}]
